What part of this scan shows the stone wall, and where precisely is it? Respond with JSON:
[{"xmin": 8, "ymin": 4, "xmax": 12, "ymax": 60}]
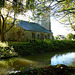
[{"xmin": 1, "ymin": 25, "xmax": 53, "ymax": 42}]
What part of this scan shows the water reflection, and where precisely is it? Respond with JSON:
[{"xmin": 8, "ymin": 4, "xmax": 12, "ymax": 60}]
[
  {"xmin": 51, "ymin": 52, "xmax": 75, "ymax": 66},
  {"xmin": 0, "ymin": 52, "xmax": 75, "ymax": 74},
  {"xmin": 7, "ymin": 58, "xmax": 38, "ymax": 71},
  {"xmin": 0, "ymin": 60, "xmax": 9, "ymax": 74},
  {"xmin": 0, "ymin": 58, "xmax": 38, "ymax": 74}
]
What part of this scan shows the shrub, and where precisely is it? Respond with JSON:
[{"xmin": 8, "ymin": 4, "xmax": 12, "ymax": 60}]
[
  {"xmin": 9, "ymin": 40, "xmax": 75, "ymax": 57},
  {"xmin": 9, "ymin": 64, "xmax": 75, "ymax": 75},
  {"xmin": 0, "ymin": 41, "xmax": 18, "ymax": 58}
]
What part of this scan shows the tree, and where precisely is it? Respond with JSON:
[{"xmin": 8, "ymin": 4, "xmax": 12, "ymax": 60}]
[
  {"xmin": 27, "ymin": 0, "xmax": 75, "ymax": 30},
  {"xmin": 0, "ymin": 0, "xmax": 27, "ymax": 42},
  {"xmin": 66, "ymin": 33, "xmax": 74, "ymax": 40},
  {"xmin": 53, "ymin": 0, "xmax": 75, "ymax": 30}
]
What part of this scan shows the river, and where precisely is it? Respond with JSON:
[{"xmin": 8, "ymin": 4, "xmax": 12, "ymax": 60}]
[{"xmin": 0, "ymin": 50, "xmax": 75, "ymax": 74}]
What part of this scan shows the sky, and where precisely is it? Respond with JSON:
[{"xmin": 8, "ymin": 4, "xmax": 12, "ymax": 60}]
[
  {"xmin": 16, "ymin": 11, "xmax": 75, "ymax": 36},
  {"xmin": 2, "ymin": 0, "xmax": 75, "ymax": 37},
  {"xmin": 51, "ymin": 17, "xmax": 75, "ymax": 36}
]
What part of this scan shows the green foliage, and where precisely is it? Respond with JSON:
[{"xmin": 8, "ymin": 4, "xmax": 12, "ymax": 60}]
[
  {"xmin": 54, "ymin": 0, "xmax": 75, "ymax": 30},
  {"xmin": 66, "ymin": 33, "xmax": 74, "ymax": 40},
  {"xmin": 0, "ymin": 0, "xmax": 26, "ymax": 42},
  {"xmin": 71, "ymin": 25, "xmax": 75, "ymax": 31},
  {"xmin": 0, "ymin": 42, "xmax": 18, "ymax": 58},
  {"xmin": 9, "ymin": 40, "xmax": 75, "ymax": 57},
  {"xmin": 9, "ymin": 64, "xmax": 75, "ymax": 75},
  {"xmin": 0, "ymin": 0, "xmax": 5, "ymax": 7},
  {"xmin": 26, "ymin": 0, "xmax": 35, "ymax": 9},
  {"xmin": 0, "ymin": 47, "xmax": 17, "ymax": 58}
]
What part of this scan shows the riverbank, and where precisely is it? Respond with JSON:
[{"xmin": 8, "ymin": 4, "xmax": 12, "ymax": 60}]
[
  {"xmin": 0, "ymin": 39, "xmax": 75, "ymax": 74},
  {"xmin": 9, "ymin": 40, "xmax": 75, "ymax": 57},
  {"xmin": 9, "ymin": 64, "xmax": 75, "ymax": 75},
  {"xmin": 7, "ymin": 40, "xmax": 75, "ymax": 74}
]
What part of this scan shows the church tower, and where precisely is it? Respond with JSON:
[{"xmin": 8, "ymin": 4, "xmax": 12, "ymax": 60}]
[{"xmin": 40, "ymin": 12, "xmax": 51, "ymax": 31}]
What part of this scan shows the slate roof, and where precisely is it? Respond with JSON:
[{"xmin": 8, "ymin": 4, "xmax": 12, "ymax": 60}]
[{"xmin": 17, "ymin": 20, "xmax": 52, "ymax": 33}]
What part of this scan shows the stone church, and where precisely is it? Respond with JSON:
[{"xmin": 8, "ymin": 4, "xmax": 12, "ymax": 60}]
[{"xmin": 5, "ymin": 20, "xmax": 53, "ymax": 41}]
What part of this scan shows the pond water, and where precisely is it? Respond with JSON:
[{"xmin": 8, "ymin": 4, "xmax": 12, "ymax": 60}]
[
  {"xmin": 51, "ymin": 52, "xmax": 75, "ymax": 66},
  {"xmin": 0, "ymin": 51, "xmax": 75, "ymax": 74}
]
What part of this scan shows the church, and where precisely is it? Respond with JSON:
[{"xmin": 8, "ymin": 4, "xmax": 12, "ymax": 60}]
[{"xmin": 5, "ymin": 20, "xmax": 53, "ymax": 41}]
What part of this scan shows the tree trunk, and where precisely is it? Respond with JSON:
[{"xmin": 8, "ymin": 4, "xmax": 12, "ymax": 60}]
[
  {"xmin": 0, "ymin": 9, "xmax": 5, "ymax": 42},
  {"xmin": 1, "ymin": 32, "xmax": 5, "ymax": 42},
  {"xmin": 0, "ymin": 8, "xmax": 1, "ymax": 41}
]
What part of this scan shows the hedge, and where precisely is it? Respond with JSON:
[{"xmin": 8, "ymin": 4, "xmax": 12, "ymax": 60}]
[{"xmin": 9, "ymin": 40, "xmax": 75, "ymax": 57}]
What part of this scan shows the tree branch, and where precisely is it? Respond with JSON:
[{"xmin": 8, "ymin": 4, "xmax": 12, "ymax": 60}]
[
  {"xmin": 5, "ymin": 13, "xmax": 16, "ymax": 33},
  {"xmin": 5, "ymin": 11, "xmax": 9, "ymax": 22},
  {"xmin": 57, "ymin": 8, "xmax": 75, "ymax": 14},
  {"xmin": 1, "ymin": 14, "xmax": 5, "ymax": 32},
  {"xmin": 0, "ymin": 10, "xmax": 1, "ymax": 33}
]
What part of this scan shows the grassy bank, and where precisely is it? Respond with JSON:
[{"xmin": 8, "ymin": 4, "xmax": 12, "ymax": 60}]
[{"xmin": 9, "ymin": 40, "xmax": 75, "ymax": 57}]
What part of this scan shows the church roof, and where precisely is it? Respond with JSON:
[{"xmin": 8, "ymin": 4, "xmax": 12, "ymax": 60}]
[{"xmin": 17, "ymin": 20, "xmax": 52, "ymax": 33}]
